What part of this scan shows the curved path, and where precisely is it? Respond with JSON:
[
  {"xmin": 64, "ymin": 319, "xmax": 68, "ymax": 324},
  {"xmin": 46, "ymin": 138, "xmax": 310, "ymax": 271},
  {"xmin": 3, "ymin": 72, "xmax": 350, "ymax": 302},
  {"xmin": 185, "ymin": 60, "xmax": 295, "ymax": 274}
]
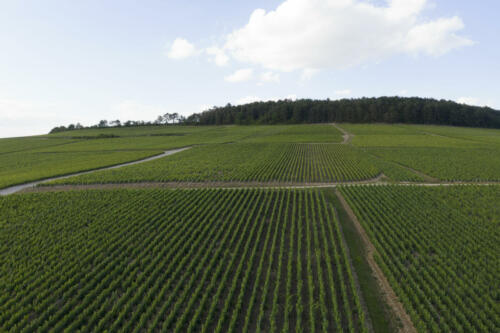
[
  {"xmin": 0, "ymin": 147, "xmax": 190, "ymax": 196},
  {"xmin": 332, "ymin": 123, "xmax": 353, "ymax": 144}
]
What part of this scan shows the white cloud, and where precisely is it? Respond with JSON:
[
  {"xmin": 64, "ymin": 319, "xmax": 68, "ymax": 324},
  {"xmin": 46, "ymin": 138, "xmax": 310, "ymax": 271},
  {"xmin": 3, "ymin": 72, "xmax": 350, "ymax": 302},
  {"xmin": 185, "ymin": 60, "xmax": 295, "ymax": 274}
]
[
  {"xmin": 223, "ymin": 0, "xmax": 473, "ymax": 72},
  {"xmin": 224, "ymin": 68, "xmax": 254, "ymax": 83},
  {"xmin": 206, "ymin": 46, "xmax": 229, "ymax": 66},
  {"xmin": 404, "ymin": 17, "xmax": 474, "ymax": 56},
  {"xmin": 334, "ymin": 89, "xmax": 352, "ymax": 96},
  {"xmin": 198, "ymin": 104, "xmax": 213, "ymax": 112},
  {"xmin": 260, "ymin": 71, "xmax": 280, "ymax": 83},
  {"xmin": 167, "ymin": 38, "xmax": 196, "ymax": 59},
  {"xmin": 235, "ymin": 94, "xmax": 297, "ymax": 105},
  {"xmin": 235, "ymin": 96, "xmax": 262, "ymax": 105},
  {"xmin": 456, "ymin": 97, "xmax": 482, "ymax": 106}
]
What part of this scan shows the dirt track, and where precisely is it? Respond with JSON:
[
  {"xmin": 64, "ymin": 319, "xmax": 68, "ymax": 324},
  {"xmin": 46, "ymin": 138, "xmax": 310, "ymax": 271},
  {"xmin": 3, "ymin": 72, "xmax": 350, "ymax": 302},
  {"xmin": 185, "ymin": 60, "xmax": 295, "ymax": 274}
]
[
  {"xmin": 17, "ymin": 176, "xmax": 500, "ymax": 194},
  {"xmin": 335, "ymin": 190, "xmax": 417, "ymax": 333},
  {"xmin": 0, "ymin": 147, "xmax": 190, "ymax": 196},
  {"xmin": 332, "ymin": 123, "xmax": 353, "ymax": 144}
]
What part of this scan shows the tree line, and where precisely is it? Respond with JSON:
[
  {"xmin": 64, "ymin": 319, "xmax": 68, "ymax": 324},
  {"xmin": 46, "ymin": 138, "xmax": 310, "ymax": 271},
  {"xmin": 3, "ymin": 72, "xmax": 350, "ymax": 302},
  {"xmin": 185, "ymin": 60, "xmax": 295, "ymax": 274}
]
[
  {"xmin": 50, "ymin": 112, "xmax": 186, "ymax": 133},
  {"xmin": 50, "ymin": 97, "xmax": 500, "ymax": 133},
  {"xmin": 188, "ymin": 97, "xmax": 500, "ymax": 128}
]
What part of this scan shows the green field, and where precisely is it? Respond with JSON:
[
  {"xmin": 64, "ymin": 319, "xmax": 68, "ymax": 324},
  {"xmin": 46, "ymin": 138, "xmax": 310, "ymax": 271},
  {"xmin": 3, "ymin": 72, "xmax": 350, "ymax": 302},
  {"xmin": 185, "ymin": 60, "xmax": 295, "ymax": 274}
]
[
  {"xmin": 341, "ymin": 185, "xmax": 500, "ymax": 332},
  {"xmin": 48, "ymin": 143, "xmax": 383, "ymax": 184},
  {"xmin": 343, "ymin": 124, "xmax": 500, "ymax": 181},
  {"xmin": 0, "ymin": 125, "xmax": 343, "ymax": 190},
  {"xmin": 0, "ymin": 188, "xmax": 367, "ymax": 332},
  {"xmin": 1, "ymin": 123, "xmax": 499, "ymax": 333},
  {"xmin": 0, "ymin": 150, "xmax": 161, "ymax": 189}
]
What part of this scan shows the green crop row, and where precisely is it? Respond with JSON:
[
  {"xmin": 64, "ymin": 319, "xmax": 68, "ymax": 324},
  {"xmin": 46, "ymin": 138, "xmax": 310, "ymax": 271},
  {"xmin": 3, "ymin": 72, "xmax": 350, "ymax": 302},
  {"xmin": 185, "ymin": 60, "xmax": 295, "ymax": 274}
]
[
  {"xmin": 0, "ymin": 150, "xmax": 162, "ymax": 189},
  {"xmin": 368, "ymin": 147, "xmax": 500, "ymax": 181},
  {"xmin": 0, "ymin": 188, "xmax": 368, "ymax": 332},
  {"xmin": 47, "ymin": 143, "xmax": 383, "ymax": 185},
  {"xmin": 341, "ymin": 185, "xmax": 500, "ymax": 332}
]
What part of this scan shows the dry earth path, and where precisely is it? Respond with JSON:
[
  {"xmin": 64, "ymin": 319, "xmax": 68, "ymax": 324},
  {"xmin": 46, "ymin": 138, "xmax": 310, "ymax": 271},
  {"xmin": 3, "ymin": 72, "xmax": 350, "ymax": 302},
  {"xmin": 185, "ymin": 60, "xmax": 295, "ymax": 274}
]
[
  {"xmin": 0, "ymin": 147, "xmax": 190, "ymax": 196},
  {"xmin": 335, "ymin": 190, "xmax": 417, "ymax": 333},
  {"xmin": 332, "ymin": 123, "xmax": 353, "ymax": 144}
]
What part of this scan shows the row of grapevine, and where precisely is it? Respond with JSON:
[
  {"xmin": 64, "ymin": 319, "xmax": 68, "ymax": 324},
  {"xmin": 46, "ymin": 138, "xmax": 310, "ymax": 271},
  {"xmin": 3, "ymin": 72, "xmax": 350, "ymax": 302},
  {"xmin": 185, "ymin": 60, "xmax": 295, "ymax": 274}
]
[
  {"xmin": 47, "ymin": 143, "xmax": 383, "ymax": 185},
  {"xmin": 0, "ymin": 188, "xmax": 369, "ymax": 332},
  {"xmin": 341, "ymin": 185, "xmax": 500, "ymax": 332},
  {"xmin": 368, "ymin": 146, "xmax": 500, "ymax": 181}
]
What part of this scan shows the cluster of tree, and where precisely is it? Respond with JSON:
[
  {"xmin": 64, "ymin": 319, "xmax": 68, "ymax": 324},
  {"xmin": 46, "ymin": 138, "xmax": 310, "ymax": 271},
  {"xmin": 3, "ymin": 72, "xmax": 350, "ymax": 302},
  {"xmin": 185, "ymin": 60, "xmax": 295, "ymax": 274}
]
[
  {"xmin": 187, "ymin": 97, "xmax": 500, "ymax": 129},
  {"xmin": 50, "ymin": 113, "xmax": 186, "ymax": 134},
  {"xmin": 49, "ymin": 97, "xmax": 500, "ymax": 134}
]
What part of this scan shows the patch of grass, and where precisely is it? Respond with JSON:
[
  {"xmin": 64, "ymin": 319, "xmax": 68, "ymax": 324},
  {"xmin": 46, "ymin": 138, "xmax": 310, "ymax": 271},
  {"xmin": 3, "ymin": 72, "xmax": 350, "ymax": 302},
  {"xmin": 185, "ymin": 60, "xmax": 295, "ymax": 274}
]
[{"xmin": 322, "ymin": 188, "xmax": 397, "ymax": 333}]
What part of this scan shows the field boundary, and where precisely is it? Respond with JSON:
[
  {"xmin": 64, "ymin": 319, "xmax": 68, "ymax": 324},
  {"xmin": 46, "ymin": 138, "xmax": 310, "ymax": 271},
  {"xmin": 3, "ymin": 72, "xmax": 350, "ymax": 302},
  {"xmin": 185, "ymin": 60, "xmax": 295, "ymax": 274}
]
[
  {"xmin": 16, "ymin": 178, "xmax": 500, "ymax": 194},
  {"xmin": 0, "ymin": 147, "xmax": 191, "ymax": 196},
  {"xmin": 332, "ymin": 123, "xmax": 353, "ymax": 144},
  {"xmin": 334, "ymin": 190, "xmax": 417, "ymax": 333}
]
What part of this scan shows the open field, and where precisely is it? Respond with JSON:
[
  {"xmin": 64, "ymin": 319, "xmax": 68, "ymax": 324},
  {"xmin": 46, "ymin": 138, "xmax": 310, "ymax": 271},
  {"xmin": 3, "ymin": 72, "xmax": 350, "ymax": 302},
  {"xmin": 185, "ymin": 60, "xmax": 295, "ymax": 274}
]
[
  {"xmin": 0, "ymin": 188, "xmax": 367, "ymax": 332},
  {"xmin": 368, "ymin": 146, "xmax": 500, "ymax": 181},
  {"xmin": 45, "ymin": 124, "xmax": 343, "ymax": 144},
  {"xmin": 1, "ymin": 123, "xmax": 499, "ymax": 333},
  {"xmin": 47, "ymin": 143, "xmax": 383, "ymax": 184},
  {"xmin": 0, "ymin": 150, "xmax": 162, "ymax": 190},
  {"xmin": 340, "ymin": 185, "xmax": 500, "ymax": 332}
]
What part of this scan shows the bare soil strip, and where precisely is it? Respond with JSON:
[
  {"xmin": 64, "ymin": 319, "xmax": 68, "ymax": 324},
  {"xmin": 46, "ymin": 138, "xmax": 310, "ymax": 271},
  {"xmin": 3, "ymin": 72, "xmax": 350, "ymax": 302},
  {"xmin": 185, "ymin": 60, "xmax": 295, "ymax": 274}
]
[
  {"xmin": 365, "ymin": 150, "xmax": 440, "ymax": 183},
  {"xmin": 20, "ymin": 174, "xmax": 388, "ymax": 194},
  {"xmin": 332, "ymin": 123, "xmax": 353, "ymax": 144},
  {"xmin": 332, "ymin": 123, "xmax": 440, "ymax": 182},
  {"xmin": 0, "ymin": 147, "xmax": 190, "ymax": 196},
  {"xmin": 334, "ymin": 190, "xmax": 417, "ymax": 333},
  {"xmin": 332, "ymin": 203, "xmax": 374, "ymax": 333},
  {"xmin": 18, "ymin": 176, "xmax": 500, "ymax": 194}
]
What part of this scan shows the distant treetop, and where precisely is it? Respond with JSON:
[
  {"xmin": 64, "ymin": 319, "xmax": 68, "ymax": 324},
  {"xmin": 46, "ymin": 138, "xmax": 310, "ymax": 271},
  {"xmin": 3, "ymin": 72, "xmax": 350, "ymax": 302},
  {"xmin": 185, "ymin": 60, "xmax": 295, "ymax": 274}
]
[
  {"xmin": 188, "ymin": 97, "xmax": 500, "ymax": 128},
  {"xmin": 49, "ymin": 97, "xmax": 500, "ymax": 133}
]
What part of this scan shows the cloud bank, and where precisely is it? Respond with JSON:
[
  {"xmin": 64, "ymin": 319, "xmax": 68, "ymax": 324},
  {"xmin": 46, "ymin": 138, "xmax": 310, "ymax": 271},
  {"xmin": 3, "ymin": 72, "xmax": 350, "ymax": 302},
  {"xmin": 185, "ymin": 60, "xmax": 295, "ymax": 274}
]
[{"xmin": 222, "ymin": 0, "xmax": 472, "ymax": 72}]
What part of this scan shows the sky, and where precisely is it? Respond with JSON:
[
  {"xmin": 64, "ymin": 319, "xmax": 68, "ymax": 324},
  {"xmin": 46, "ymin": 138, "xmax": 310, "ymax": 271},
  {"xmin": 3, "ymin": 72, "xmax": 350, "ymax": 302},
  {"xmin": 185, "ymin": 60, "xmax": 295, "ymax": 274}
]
[{"xmin": 1, "ymin": 0, "xmax": 499, "ymax": 138}]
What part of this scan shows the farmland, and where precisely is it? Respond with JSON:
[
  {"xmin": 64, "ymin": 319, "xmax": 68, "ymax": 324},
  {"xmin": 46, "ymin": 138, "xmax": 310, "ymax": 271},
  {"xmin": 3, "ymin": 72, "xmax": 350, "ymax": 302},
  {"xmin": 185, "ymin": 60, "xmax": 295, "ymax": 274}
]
[
  {"xmin": 0, "ymin": 124, "xmax": 342, "ymax": 190},
  {"xmin": 344, "ymin": 124, "xmax": 500, "ymax": 181},
  {"xmin": 0, "ymin": 150, "xmax": 162, "ymax": 190},
  {"xmin": 48, "ymin": 143, "xmax": 382, "ymax": 184},
  {"xmin": 0, "ymin": 188, "xmax": 367, "ymax": 332},
  {"xmin": 340, "ymin": 185, "xmax": 500, "ymax": 332},
  {"xmin": 0, "ymin": 123, "xmax": 499, "ymax": 333}
]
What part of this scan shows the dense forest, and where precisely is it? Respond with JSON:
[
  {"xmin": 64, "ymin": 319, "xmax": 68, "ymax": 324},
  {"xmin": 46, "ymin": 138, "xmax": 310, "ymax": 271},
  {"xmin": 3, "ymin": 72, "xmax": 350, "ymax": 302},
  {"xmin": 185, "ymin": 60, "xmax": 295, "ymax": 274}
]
[
  {"xmin": 50, "ymin": 97, "xmax": 500, "ymax": 133},
  {"xmin": 187, "ymin": 97, "xmax": 500, "ymax": 128}
]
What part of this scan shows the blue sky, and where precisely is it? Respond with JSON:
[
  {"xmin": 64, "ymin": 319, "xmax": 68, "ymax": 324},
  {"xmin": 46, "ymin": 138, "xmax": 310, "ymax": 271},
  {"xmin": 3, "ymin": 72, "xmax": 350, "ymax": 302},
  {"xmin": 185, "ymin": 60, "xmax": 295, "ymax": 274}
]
[{"xmin": 1, "ymin": 0, "xmax": 498, "ymax": 137}]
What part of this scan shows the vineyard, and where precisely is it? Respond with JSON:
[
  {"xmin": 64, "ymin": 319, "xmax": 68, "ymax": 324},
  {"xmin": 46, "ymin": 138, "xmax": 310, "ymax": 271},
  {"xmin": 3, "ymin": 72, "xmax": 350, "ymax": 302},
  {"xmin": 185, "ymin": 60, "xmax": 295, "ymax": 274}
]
[
  {"xmin": 0, "ymin": 188, "xmax": 368, "ymax": 332},
  {"xmin": 340, "ymin": 185, "xmax": 500, "ymax": 332},
  {"xmin": 0, "ymin": 124, "xmax": 343, "ymax": 191},
  {"xmin": 47, "ymin": 143, "xmax": 384, "ymax": 185},
  {"xmin": 0, "ymin": 150, "xmax": 161, "ymax": 190},
  {"xmin": 1, "ymin": 123, "xmax": 499, "ymax": 333},
  {"xmin": 368, "ymin": 147, "xmax": 500, "ymax": 181}
]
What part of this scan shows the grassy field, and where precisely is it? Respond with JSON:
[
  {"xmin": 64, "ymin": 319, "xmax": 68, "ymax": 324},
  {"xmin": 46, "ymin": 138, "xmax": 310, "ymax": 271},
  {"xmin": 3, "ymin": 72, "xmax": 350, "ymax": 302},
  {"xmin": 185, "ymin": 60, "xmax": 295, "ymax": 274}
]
[
  {"xmin": 341, "ymin": 185, "xmax": 500, "ymax": 332},
  {"xmin": 0, "ymin": 188, "xmax": 367, "ymax": 332}
]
